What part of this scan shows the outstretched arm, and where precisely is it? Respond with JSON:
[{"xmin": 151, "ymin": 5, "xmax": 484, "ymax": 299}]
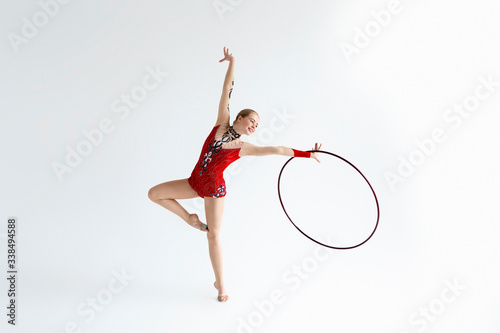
[
  {"xmin": 216, "ymin": 47, "xmax": 235, "ymax": 126},
  {"xmin": 240, "ymin": 143, "xmax": 322, "ymax": 162}
]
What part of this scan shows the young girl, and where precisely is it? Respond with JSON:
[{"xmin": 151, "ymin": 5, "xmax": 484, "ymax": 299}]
[{"xmin": 148, "ymin": 47, "xmax": 321, "ymax": 302}]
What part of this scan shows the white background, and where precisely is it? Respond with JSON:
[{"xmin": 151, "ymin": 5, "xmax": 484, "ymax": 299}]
[{"xmin": 1, "ymin": 0, "xmax": 500, "ymax": 332}]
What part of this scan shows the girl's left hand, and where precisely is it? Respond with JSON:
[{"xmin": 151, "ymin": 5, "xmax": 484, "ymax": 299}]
[
  {"xmin": 219, "ymin": 46, "xmax": 234, "ymax": 62},
  {"xmin": 311, "ymin": 143, "xmax": 322, "ymax": 163}
]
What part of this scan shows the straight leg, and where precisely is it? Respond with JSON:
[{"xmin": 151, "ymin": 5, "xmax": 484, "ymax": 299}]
[{"xmin": 204, "ymin": 197, "xmax": 228, "ymax": 301}]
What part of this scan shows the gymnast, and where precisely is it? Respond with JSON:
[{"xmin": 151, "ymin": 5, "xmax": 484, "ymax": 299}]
[{"xmin": 148, "ymin": 47, "xmax": 321, "ymax": 302}]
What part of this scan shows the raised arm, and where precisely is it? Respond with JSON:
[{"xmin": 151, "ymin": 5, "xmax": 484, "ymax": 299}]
[
  {"xmin": 240, "ymin": 142, "xmax": 322, "ymax": 162},
  {"xmin": 216, "ymin": 47, "xmax": 235, "ymax": 126}
]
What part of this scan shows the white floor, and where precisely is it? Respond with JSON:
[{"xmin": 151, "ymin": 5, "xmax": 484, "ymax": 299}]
[{"xmin": 2, "ymin": 1, "xmax": 500, "ymax": 332}]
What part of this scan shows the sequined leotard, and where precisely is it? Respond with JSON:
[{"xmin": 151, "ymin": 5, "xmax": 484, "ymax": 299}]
[{"xmin": 188, "ymin": 124, "xmax": 243, "ymax": 198}]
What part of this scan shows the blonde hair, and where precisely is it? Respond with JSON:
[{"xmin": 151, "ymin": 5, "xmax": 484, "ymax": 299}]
[{"xmin": 233, "ymin": 109, "xmax": 258, "ymax": 125}]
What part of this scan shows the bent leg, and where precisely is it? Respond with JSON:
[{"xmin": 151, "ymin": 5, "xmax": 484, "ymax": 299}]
[
  {"xmin": 204, "ymin": 197, "xmax": 228, "ymax": 301},
  {"xmin": 148, "ymin": 179, "xmax": 206, "ymax": 231}
]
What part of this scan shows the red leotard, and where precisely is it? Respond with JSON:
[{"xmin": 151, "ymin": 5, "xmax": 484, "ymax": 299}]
[{"xmin": 188, "ymin": 125, "xmax": 241, "ymax": 198}]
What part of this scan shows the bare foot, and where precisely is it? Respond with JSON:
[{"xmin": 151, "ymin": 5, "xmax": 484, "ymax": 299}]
[
  {"xmin": 188, "ymin": 214, "xmax": 208, "ymax": 232},
  {"xmin": 214, "ymin": 281, "xmax": 228, "ymax": 302}
]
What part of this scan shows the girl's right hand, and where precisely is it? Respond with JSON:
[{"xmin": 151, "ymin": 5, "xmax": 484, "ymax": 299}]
[{"xmin": 219, "ymin": 47, "xmax": 234, "ymax": 62}]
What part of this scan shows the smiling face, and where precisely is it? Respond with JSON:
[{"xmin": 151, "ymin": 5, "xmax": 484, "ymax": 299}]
[{"xmin": 235, "ymin": 112, "xmax": 260, "ymax": 136}]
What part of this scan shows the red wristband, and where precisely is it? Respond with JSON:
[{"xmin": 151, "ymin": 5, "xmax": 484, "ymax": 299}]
[{"xmin": 292, "ymin": 149, "xmax": 311, "ymax": 158}]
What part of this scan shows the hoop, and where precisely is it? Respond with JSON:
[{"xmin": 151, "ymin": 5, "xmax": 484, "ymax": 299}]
[{"xmin": 277, "ymin": 150, "xmax": 380, "ymax": 250}]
